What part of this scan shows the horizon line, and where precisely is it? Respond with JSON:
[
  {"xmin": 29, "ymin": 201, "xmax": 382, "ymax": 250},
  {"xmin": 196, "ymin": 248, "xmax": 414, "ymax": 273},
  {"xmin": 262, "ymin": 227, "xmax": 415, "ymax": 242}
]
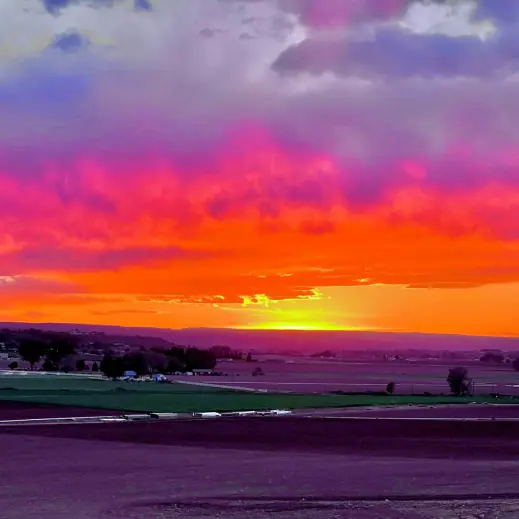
[{"xmin": 1, "ymin": 320, "xmax": 519, "ymax": 341}]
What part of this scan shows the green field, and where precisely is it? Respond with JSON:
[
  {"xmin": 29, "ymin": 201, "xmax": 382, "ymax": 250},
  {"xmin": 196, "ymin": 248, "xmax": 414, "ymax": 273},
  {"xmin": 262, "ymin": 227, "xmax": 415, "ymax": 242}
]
[{"xmin": 1, "ymin": 375, "xmax": 519, "ymax": 413}]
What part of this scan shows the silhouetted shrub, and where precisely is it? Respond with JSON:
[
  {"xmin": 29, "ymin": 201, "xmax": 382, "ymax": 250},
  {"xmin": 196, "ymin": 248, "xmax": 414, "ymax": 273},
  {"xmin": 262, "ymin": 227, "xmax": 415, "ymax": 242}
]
[
  {"xmin": 45, "ymin": 335, "xmax": 78, "ymax": 365},
  {"xmin": 42, "ymin": 358, "xmax": 56, "ymax": 371},
  {"xmin": 18, "ymin": 339, "xmax": 45, "ymax": 370},
  {"xmin": 100, "ymin": 353, "xmax": 125, "ymax": 380},
  {"xmin": 142, "ymin": 351, "xmax": 168, "ymax": 373},
  {"xmin": 386, "ymin": 382, "xmax": 396, "ymax": 395},
  {"xmin": 8, "ymin": 361, "xmax": 18, "ymax": 370},
  {"xmin": 123, "ymin": 352, "xmax": 149, "ymax": 377},
  {"xmin": 447, "ymin": 367, "xmax": 470, "ymax": 396}
]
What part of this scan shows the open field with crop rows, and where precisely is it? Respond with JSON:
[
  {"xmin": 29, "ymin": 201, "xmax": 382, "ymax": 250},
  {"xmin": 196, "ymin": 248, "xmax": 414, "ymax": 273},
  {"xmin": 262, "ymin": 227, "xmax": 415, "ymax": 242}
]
[{"xmin": 207, "ymin": 357, "xmax": 519, "ymax": 394}]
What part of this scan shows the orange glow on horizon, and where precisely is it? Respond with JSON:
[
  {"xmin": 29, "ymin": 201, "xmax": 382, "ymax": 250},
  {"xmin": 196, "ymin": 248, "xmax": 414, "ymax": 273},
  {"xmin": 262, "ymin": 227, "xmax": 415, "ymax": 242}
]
[{"xmin": 233, "ymin": 322, "xmax": 367, "ymax": 331}]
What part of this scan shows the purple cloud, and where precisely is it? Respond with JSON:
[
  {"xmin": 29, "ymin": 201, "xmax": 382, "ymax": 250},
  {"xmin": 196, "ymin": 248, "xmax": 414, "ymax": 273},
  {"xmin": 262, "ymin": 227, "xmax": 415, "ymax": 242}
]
[
  {"xmin": 0, "ymin": 0, "xmax": 518, "ymax": 270},
  {"xmin": 278, "ymin": 0, "xmax": 407, "ymax": 27},
  {"xmin": 42, "ymin": 0, "xmax": 138, "ymax": 15},
  {"xmin": 50, "ymin": 31, "xmax": 91, "ymax": 52},
  {"xmin": 476, "ymin": 0, "xmax": 519, "ymax": 24},
  {"xmin": 272, "ymin": 29, "xmax": 516, "ymax": 79},
  {"xmin": 0, "ymin": 276, "xmax": 79, "ymax": 294},
  {"xmin": 0, "ymin": 246, "xmax": 216, "ymax": 275}
]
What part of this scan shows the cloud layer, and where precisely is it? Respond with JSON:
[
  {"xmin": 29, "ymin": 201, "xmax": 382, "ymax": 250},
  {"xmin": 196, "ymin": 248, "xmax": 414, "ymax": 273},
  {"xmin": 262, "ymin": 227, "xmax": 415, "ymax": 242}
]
[{"xmin": 0, "ymin": 0, "xmax": 518, "ymax": 331}]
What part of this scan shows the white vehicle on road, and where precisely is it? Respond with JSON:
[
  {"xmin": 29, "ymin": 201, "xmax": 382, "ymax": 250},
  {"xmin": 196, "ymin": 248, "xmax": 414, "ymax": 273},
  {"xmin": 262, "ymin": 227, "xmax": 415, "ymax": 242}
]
[
  {"xmin": 193, "ymin": 412, "xmax": 222, "ymax": 418},
  {"xmin": 255, "ymin": 409, "xmax": 292, "ymax": 416}
]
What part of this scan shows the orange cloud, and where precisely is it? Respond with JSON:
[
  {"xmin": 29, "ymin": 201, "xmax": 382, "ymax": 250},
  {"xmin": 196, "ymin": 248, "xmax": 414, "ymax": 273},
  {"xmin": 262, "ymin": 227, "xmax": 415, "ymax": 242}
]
[{"xmin": 2, "ymin": 131, "xmax": 519, "ymax": 335}]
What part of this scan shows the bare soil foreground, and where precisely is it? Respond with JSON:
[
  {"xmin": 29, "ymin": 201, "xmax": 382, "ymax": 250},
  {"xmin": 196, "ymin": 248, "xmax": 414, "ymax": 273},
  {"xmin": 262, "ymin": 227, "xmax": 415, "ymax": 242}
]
[
  {"xmin": 0, "ymin": 401, "xmax": 120, "ymax": 420},
  {"xmin": 3, "ymin": 427, "xmax": 519, "ymax": 519},
  {"xmin": 6, "ymin": 415, "xmax": 519, "ymax": 460},
  {"xmin": 5, "ymin": 403, "xmax": 519, "ymax": 518}
]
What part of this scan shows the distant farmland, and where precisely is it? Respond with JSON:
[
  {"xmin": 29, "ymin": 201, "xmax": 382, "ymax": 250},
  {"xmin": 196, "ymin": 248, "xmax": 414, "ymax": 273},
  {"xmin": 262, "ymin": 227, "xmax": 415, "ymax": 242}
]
[{"xmin": 211, "ymin": 357, "xmax": 519, "ymax": 395}]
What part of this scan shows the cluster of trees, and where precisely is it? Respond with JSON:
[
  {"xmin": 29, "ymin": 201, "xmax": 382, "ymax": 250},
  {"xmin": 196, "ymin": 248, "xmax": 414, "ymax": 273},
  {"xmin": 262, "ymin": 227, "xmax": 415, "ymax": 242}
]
[
  {"xmin": 17, "ymin": 334, "xmax": 79, "ymax": 371},
  {"xmin": 383, "ymin": 369, "xmax": 471, "ymax": 397},
  {"xmin": 382, "ymin": 370, "xmax": 473, "ymax": 397},
  {"xmin": 479, "ymin": 352, "xmax": 519, "ymax": 370},
  {"xmin": 100, "ymin": 346, "xmax": 217, "ymax": 379},
  {"xmin": 100, "ymin": 352, "xmax": 143, "ymax": 379},
  {"xmin": 74, "ymin": 359, "xmax": 99, "ymax": 372},
  {"xmin": 480, "ymin": 352, "xmax": 505, "ymax": 363},
  {"xmin": 209, "ymin": 345, "xmax": 251, "ymax": 361},
  {"xmin": 164, "ymin": 346, "xmax": 217, "ymax": 371},
  {"xmin": 13, "ymin": 332, "xmax": 218, "ymax": 377}
]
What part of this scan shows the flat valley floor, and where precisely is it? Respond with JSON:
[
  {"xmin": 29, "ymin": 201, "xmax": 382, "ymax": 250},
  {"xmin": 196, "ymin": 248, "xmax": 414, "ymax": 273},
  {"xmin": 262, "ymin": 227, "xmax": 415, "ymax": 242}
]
[{"xmin": 3, "ymin": 415, "xmax": 519, "ymax": 519}]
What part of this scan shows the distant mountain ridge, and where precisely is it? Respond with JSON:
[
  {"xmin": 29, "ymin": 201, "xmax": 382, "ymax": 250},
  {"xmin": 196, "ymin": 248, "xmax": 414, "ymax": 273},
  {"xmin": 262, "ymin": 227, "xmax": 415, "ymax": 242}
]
[{"xmin": 0, "ymin": 322, "xmax": 518, "ymax": 352}]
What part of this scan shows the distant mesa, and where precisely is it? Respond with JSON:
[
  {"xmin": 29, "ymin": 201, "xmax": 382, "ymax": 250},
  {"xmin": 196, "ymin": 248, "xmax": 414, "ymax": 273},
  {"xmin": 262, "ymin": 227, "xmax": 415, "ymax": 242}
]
[{"xmin": 2, "ymin": 322, "xmax": 519, "ymax": 354}]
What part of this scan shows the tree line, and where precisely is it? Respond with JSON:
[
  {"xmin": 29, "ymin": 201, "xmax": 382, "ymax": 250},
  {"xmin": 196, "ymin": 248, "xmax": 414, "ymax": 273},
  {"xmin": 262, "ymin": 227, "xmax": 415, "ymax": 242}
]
[
  {"xmin": 16, "ymin": 334, "xmax": 79, "ymax": 371},
  {"xmin": 14, "ymin": 334, "xmax": 217, "ymax": 377},
  {"xmin": 99, "ymin": 347, "xmax": 217, "ymax": 379}
]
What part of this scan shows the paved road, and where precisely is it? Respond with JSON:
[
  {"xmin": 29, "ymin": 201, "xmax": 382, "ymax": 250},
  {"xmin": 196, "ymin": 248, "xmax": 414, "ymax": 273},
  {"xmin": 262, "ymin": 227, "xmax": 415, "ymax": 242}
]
[{"xmin": 3, "ymin": 411, "xmax": 519, "ymax": 427}]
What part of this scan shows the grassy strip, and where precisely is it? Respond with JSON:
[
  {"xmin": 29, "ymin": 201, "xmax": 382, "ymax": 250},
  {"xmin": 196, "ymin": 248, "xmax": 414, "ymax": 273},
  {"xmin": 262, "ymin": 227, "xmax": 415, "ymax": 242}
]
[
  {"xmin": 0, "ymin": 376, "xmax": 226, "ymax": 393},
  {"xmin": 1, "ymin": 375, "xmax": 519, "ymax": 414}
]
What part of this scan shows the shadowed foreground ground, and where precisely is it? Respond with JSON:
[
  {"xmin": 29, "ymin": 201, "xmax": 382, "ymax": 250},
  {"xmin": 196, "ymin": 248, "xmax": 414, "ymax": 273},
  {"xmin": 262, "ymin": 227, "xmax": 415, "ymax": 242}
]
[
  {"xmin": 3, "ymin": 415, "xmax": 519, "ymax": 518},
  {"xmin": 0, "ymin": 401, "xmax": 121, "ymax": 420},
  {"xmin": 3, "ymin": 432, "xmax": 519, "ymax": 519},
  {"xmin": 5, "ymin": 416, "xmax": 519, "ymax": 459}
]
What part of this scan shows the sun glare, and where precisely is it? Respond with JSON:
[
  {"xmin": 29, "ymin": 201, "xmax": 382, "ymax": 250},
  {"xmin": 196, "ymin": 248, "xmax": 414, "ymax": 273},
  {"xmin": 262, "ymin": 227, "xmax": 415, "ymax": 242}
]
[{"xmin": 234, "ymin": 322, "xmax": 365, "ymax": 331}]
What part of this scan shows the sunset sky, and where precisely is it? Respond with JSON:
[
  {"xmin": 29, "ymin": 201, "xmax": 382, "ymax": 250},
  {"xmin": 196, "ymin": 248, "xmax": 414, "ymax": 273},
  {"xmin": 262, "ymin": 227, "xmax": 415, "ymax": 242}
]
[{"xmin": 1, "ymin": 0, "xmax": 519, "ymax": 336}]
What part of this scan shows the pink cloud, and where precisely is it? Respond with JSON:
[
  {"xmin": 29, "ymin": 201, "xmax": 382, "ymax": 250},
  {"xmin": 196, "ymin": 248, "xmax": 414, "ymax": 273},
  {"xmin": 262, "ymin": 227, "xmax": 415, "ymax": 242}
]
[
  {"xmin": 0, "ymin": 0, "xmax": 518, "ymax": 300},
  {"xmin": 279, "ymin": 0, "xmax": 406, "ymax": 27}
]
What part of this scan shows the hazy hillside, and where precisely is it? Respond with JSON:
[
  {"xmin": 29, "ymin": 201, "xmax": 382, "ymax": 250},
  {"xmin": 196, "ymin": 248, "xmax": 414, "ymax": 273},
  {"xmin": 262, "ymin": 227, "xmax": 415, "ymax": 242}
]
[{"xmin": 1, "ymin": 322, "xmax": 518, "ymax": 352}]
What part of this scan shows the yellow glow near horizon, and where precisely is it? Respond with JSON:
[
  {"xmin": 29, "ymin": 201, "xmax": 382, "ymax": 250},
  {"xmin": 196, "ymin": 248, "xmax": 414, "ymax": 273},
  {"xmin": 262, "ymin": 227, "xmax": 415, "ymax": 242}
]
[{"xmin": 234, "ymin": 321, "xmax": 368, "ymax": 331}]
